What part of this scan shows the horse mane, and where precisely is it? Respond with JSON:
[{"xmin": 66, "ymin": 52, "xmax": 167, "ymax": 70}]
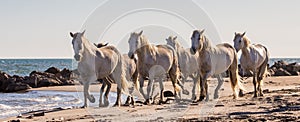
[
  {"xmin": 202, "ymin": 35, "xmax": 213, "ymax": 50},
  {"xmin": 139, "ymin": 35, "xmax": 156, "ymax": 57},
  {"xmin": 81, "ymin": 36, "xmax": 97, "ymax": 56},
  {"xmin": 174, "ymin": 39, "xmax": 183, "ymax": 50},
  {"xmin": 242, "ymin": 36, "xmax": 251, "ymax": 48}
]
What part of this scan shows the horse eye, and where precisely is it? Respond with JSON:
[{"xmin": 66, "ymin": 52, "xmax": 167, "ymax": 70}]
[{"xmin": 239, "ymin": 40, "xmax": 242, "ymax": 43}]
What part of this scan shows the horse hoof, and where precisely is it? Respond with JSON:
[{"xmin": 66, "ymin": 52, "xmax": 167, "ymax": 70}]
[
  {"xmin": 199, "ymin": 96, "xmax": 205, "ymax": 101},
  {"xmin": 214, "ymin": 94, "xmax": 219, "ymax": 99},
  {"xmin": 239, "ymin": 90, "xmax": 244, "ymax": 97},
  {"xmin": 81, "ymin": 105, "xmax": 87, "ymax": 108},
  {"xmin": 183, "ymin": 90, "xmax": 189, "ymax": 95},
  {"xmin": 113, "ymin": 104, "xmax": 120, "ymax": 107},
  {"xmin": 143, "ymin": 99, "xmax": 151, "ymax": 105},
  {"xmin": 191, "ymin": 95, "xmax": 197, "ymax": 101},
  {"xmin": 89, "ymin": 95, "xmax": 96, "ymax": 103}
]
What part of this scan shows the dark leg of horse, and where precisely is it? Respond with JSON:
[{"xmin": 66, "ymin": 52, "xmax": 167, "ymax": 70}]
[
  {"xmin": 99, "ymin": 80, "xmax": 106, "ymax": 107},
  {"xmin": 199, "ymin": 73, "xmax": 210, "ymax": 102},
  {"xmin": 252, "ymin": 72, "xmax": 258, "ymax": 97},
  {"xmin": 158, "ymin": 77, "xmax": 164, "ymax": 104},
  {"xmin": 104, "ymin": 79, "xmax": 111, "ymax": 107},
  {"xmin": 204, "ymin": 79, "xmax": 209, "ymax": 101},
  {"xmin": 113, "ymin": 87, "xmax": 121, "ymax": 107},
  {"xmin": 138, "ymin": 76, "xmax": 147, "ymax": 99}
]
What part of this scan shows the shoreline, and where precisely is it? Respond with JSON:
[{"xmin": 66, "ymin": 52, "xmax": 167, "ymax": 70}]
[{"xmin": 1, "ymin": 76, "xmax": 300, "ymax": 121}]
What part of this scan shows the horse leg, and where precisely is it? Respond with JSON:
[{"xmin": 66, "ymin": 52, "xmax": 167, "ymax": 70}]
[
  {"xmin": 257, "ymin": 68, "xmax": 265, "ymax": 97},
  {"xmin": 158, "ymin": 76, "xmax": 164, "ymax": 104},
  {"xmin": 145, "ymin": 78, "xmax": 154, "ymax": 105},
  {"xmin": 138, "ymin": 76, "xmax": 147, "ymax": 99},
  {"xmin": 179, "ymin": 75, "xmax": 189, "ymax": 95},
  {"xmin": 252, "ymin": 72, "xmax": 258, "ymax": 97},
  {"xmin": 169, "ymin": 71, "xmax": 181, "ymax": 100},
  {"xmin": 104, "ymin": 78, "xmax": 111, "ymax": 107},
  {"xmin": 113, "ymin": 87, "xmax": 121, "ymax": 107},
  {"xmin": 191, "ymin": 73, "xmax": 200, "ymax": 100},
  {"xmin": 82, "ymin": 81, "xmax": 95, "ymax": 108},
  {"xmin": 99, "ymin": 79, "xmax": 107, "ymax": 107},
  {"xmin": 199, "ymin": 73, "xmax": 210, "ymax": 102},
  {"xmin": 204, "ymin": 79, "xmax": 209, "ymax": 102},
  {"xmin": 214, "ymin": 75, "xmax": 224, "ymax": 99}
]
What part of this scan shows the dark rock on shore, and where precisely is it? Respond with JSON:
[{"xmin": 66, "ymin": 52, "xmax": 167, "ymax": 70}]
[
  {"xmin": 269, "ymin": 60, "xmax": 300, "ymax": 76},
  {"xmin": 0, "ymin": 67, "xmax": 75, "ymax": 92},
  {"xmin": 0, "ymin": 71, "xmax": 31, "ymax": 92}
]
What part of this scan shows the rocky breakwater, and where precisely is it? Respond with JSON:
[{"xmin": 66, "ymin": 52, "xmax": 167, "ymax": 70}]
[
  {"xmin": 0, "ymin": 67, "xmax": 75, "ymax": 92},
  {"xmin": 269, "ymin": 60, "xmax": 300, "ymax": 76}
]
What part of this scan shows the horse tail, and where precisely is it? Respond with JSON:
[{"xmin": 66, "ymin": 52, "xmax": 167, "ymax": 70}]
[
  {"xmin": 230, "ymin": 46, "xmax": 246, "ymax": 93},
  {"xmin": 259, "ymin": 45, "xmax": 270, "ymax": 86},
  {"xmin": 108, "ymin": 46, "xmax": 130, "ymax": 96},
  {"xmin": 119, "ymin": 54, "xmax": 130, "ymax": 95},
  {"xmin": 169, "ymin": 46, "xmax": 181, "ymax": 92}
]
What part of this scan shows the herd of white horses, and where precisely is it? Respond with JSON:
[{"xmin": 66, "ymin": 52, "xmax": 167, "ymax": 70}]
[{"xmin": 69, "ymin": 29, "xmax": 269, "ymax": 108}]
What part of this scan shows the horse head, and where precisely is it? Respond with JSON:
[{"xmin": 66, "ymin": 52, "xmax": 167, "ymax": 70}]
[
  {"xmin": 233, "ymin": 32, "xmax": 246, "ymax": 52},
  {"xmin": 190, "ymin": 29, "xmax": 205, "ymax": 54},
  {"xmin": 128, "ymin": 30, "xmax": 143, "ymax": 59},
  {"xmin": 166, "ymin": 36, "xmax": 178, "ymax": 50},
  {"xmin": 70, "ymin": 30, "xmax": 86, "ymax": 61}
]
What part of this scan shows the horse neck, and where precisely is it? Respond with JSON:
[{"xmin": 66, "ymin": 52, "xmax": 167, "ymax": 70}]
[
  {"xmin": 81, "ymin": 37, "xmax": 97, "ymax": 61},
  {"xmin": 136, "ymin": 36, "xmax": 155, "ymax": 59},
  {"xmin": 200, "ymin": 35, "xmax": 212, "ymax": 53},
  {"xmin": 241, "ymin": 37, "xmax": 251, "ymax": 58}
]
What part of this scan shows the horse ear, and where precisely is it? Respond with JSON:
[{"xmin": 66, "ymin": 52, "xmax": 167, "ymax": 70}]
[
  {"xmin": 174, "ymin": 36, "xmax": 177, "ymax": 40},
  {"xmin": 82, "ymin": 30, "xmax": 86, "ymax": 35},
  {"xmin": 93, "ymin": 43, "xmax": 97, "ymax": 47},
  {"xmin": 234, "ymin": 32, "xmax": 237, "ymax": 35},
  {"xmin": 138, "ymin": 30, "xmax": 143, "ymax": 36},
  {"xmin": 200, "ymin": 29, "xmax": 205, "ymax": 34},
  {"xmin": 104, "ymin": 43, "xmax": 108, "ymax": 46},
  {"xmin": 70, "ymin": 32, "xmax": 74, "ymax": 37},
  {"xmin": 242, "ymin": 32, "xmax": 246, "ymax": 37}
]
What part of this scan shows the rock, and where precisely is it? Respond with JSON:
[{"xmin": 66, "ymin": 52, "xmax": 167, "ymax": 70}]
[
  {"xmin": 38, "ymin": 78, "xmax": 62, "ymax": 87},
  {"xmin": 0, "ymin": 74, "xmax": 31, "ymax": 92},
  {"xmin": 44, "ymin": 67, "xmax": 60, "ymax": 74},
  {"xmin": 274, "ymin": 68, "xmax": 291, "ymax": 76},
  {"xmin": 60, "ymin": 68, "xmax": 72, "ymax": 79}
]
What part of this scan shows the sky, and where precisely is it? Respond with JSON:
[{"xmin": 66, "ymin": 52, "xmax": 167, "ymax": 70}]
[{"xmin": 0, "ymin": 0, "xmax": 299, "ymax": 58}]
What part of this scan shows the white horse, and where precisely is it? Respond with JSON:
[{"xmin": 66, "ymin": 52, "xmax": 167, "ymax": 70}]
[
  {"xmin": 128, "ymin": 31, "xmax": 184, "ymax": 104},
  {"xmin": 191, "ymin": 29, "xmax": 244, "ymax": 101},
  {"xmin": 166, "ymin": 36, "xmax": 200, "ymax": 100},
  {"xmin": 233, "ymin": 32, "xmax": 269, "ymax": 97},
  {"xmin": 70, "ymin": 30, "xmax": 129, "ymax": 107},
  {"xmin": 94, "ymin": 43, "xmax": 138, "ymax": 106}
]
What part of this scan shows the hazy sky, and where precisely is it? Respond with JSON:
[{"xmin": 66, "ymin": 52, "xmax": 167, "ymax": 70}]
[{"xmin": 0, "ymin": 0, "xmax": 299, "ymax": 58}]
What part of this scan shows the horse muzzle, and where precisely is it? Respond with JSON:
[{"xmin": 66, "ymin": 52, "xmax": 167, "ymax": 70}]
[
  {"xmin": 128, "ymin": 52, "xmax": 134, "ymax": 59},
  {"xmin": 190, "ymin": 47, "xmax": 196, "ymax": 55},
  {"xmin": 74, "ymin": 54, "xmax": 81, "ymax": 61}
]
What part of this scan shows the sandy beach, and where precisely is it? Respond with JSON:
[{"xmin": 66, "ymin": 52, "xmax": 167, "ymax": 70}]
[{"xmin": 1, "ymin": 76, "xmax": 300, "ymax": 122}]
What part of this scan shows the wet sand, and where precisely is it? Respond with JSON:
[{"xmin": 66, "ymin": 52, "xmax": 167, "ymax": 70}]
[{"xmin": 2, "ymin": 76, "xmax": 300, "ymax": 122}]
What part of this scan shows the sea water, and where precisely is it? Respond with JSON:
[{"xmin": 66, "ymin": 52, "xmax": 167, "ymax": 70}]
[{"xmin": 0, "ymin": 90, "xmax": 127, "ymax": 119}]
